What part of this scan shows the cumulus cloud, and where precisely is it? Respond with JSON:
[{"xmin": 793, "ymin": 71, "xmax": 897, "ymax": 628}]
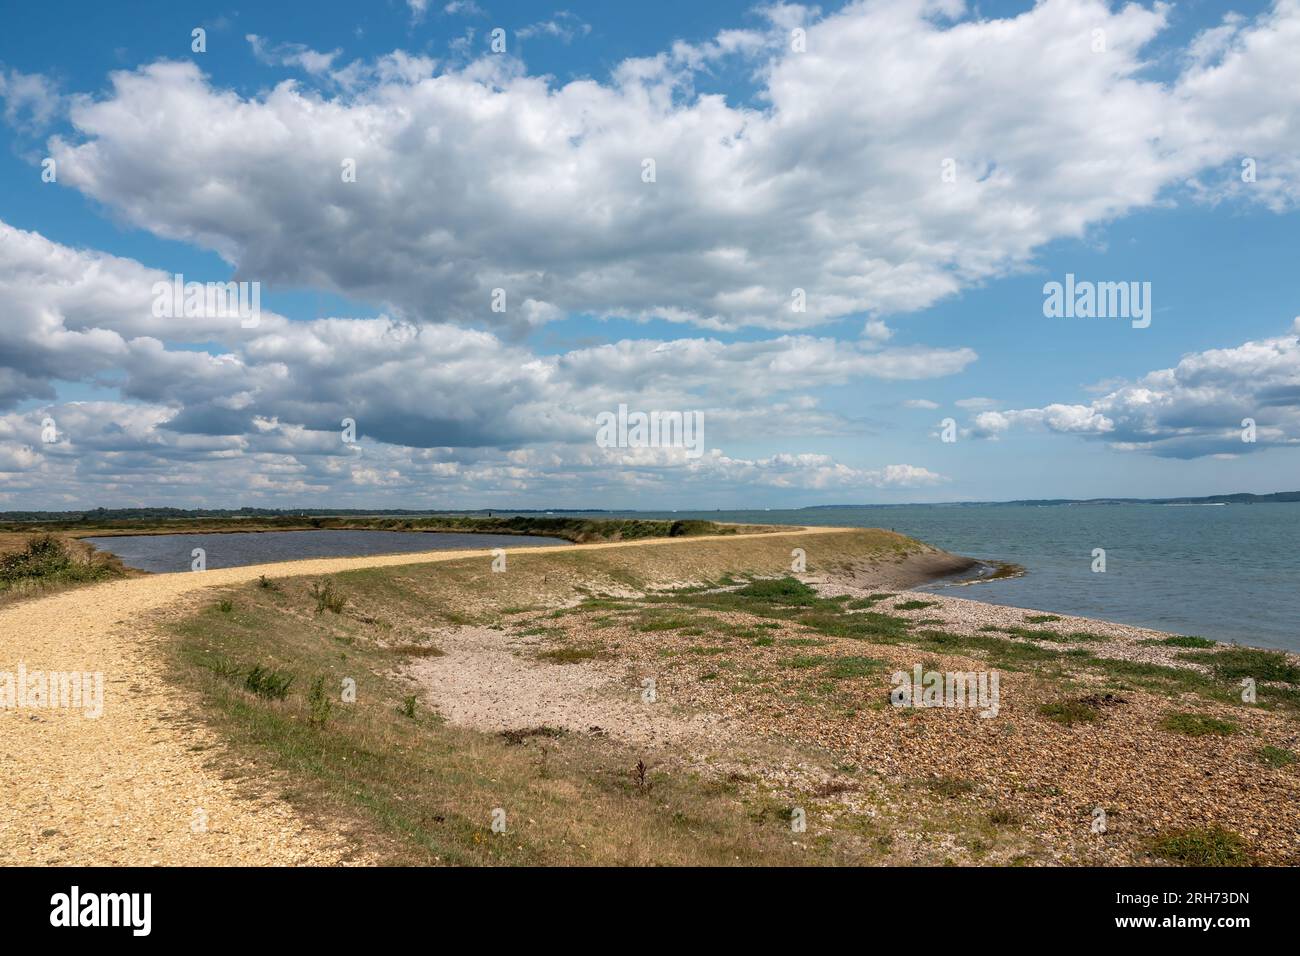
[
  {"xmin": 961, "ymin": 321, "xmax": 1300, "ymax": 458},
  {"xmin": 0, "ymin": 219, "xmax": 958, "ymax": 505},
  {"xmin": 40, "ymin": 1, "xmax": 1300, "ymax": 334}
]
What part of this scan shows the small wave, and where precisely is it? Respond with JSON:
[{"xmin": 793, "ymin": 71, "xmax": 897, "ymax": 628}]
[{"xmin": 925, "ymin": 560, "xmax": 1026, "ymax": 589}]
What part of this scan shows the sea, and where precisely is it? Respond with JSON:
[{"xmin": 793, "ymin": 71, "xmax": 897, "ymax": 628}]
[{"xmin": 574, "ymin": 503, "xmax": 1300, "ymax": 652}]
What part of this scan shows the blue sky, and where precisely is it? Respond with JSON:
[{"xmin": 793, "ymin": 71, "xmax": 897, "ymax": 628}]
[{"xmin": 2, "ymin": 0, "xmax": 1299, "ymax": 509}]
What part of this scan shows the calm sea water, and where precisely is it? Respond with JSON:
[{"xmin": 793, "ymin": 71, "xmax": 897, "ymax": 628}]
[
  {"xmin": 85, "ymin": 530, "xmax": 566, "ymax": 574},
  {"xmin": 575, "ymin": 504, "xmax": 1300, "ymax": 652}
]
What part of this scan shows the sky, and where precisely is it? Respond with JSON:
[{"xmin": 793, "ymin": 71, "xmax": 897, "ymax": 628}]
[{"xmin": 1, "ymin": 0, "xmax": 1298, "ymax": 510}]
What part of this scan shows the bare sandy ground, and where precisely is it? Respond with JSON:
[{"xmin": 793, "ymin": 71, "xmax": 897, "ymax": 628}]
[{"xmin": 0, "ymin": 528, "xmax": 850, "ymax": 866}]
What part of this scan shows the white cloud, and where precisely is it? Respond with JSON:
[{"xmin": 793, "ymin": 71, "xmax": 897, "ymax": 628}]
[
  {"xmin": 517, "ymin": 13, "xmax": 592, "ymax": 44},
  {"xmin": 44, "ymin": 1, "xmax": 1300, "ymax": 334},
  {"xmin": 0, "ymin": 220, "xmax": 963, "ymax": 505},
  {"xmin": 962, "ymin": 321, "xmax": 1300, "ymax": 458},
  {"xmin": 0, "ymin": 68, "xmax": 61, "ymax": 131},
  {"xmin": 246, "ymin": 35, "xmax": 342, "ymax": 75}
]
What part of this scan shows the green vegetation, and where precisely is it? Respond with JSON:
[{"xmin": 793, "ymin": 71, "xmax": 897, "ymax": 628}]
[
  {"xmin": 0, "ymin": 534, "xmax": 122, "ymax": 596},
  {"xmin": 824, "ymin": 656, "xmax": 884, "ymax": 679},
  {"xmin": 244, "ymin": 665, "xmax": 294, "ymax": 700},
  {"xmin": 894, "ymin": 600, "xmax": 938, "ymax": 611},
  {"xmin": 1159, "ymin": 635, "xmax": 1215, "ymax": 648},
  {"xmin": 1254, "ymin": 745, "xmax": 1296, "ymax": 768},
  {"xmin": 1150, "ymin": 827, "xmax": 1249, "ymax": 866},
  {"xmin": 307, "ymin": 676, "xmax": 333, "ymax": 728},
  {"xmin": 1038, "ymin": 699, "xmax": 1102, "ymax": 725},
  {"xmin": 537, "ymin": 645, "xmax": 608, "ymax": 664},
  {"xmin": 1160, "ymin": 711, "xmax": 1238, "ymax": 737},
  {"xmin": 3, "ymin": 512, "xmax": 765, "ymax": 545},
  {"xmin": 1024, "ymin": 615, "xmax": 1061, "ymax": 624},
  {"xmin": 309, "ymin": 579, "xmax": 348, "ymax": 615},
  {"xmin": 1190, "ymin": 647, "xmax": 1300, "ymax": 684}
]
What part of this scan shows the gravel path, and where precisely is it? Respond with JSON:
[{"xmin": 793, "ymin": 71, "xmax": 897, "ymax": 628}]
[{"xmin": 0, "ymin": 528, "xmax": 850, "ymax": 866}]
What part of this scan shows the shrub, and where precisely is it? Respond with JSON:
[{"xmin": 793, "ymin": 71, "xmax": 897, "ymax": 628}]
[
  {"xmin": 307, "ymin": 677, "xmax": 332, "ymax": 728},
  {"xmin": 309, "ymin": 579, "xmax": 348, "ymax": 615},
  {"xmin": 0, "ymin": 534, "xmax": 115, "ymax": 587},
  {"xmin": 245, "ymin": 665, "xmax": 294, "ymax": 700}
]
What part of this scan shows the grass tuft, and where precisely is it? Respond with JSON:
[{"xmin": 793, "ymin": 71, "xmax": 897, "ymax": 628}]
[{"xmin": 1150, "ymin": 827, "xmax": 1249, "ymax": 866}]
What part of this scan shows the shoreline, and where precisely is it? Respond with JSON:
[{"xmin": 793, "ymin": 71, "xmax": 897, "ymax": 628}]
[
  {"xmin": 6, "ymin": 525, "xmax": 1297, "ymax": 866},
  {"xmin": 58, "ymin": 525, "xmax": 1294, "ymax": 657}
]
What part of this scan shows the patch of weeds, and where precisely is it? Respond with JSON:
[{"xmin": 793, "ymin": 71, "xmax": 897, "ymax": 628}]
[
  {"xmin": 244, "ymin": 665, "xmax": 293, "ymax": 700},
  {"xmin": 309, "ymin": 579, "xmax": 348, "ymax": 615},
  {"xmin": 785, "ymin": 654, "xmax": 827, "ymax": 669},
  {"xmin": 632, "ymin": 615, "xmax": 695, "ymax": 633},
  {"xmin": 1024, "ymin": 614, "xmax": 1061, "ymax": 624},
  {"xmin": 734, "ymin": 577, "xmax": 821, "ymax": 606},
  {"xmin": 824, "ymin": 656, "xmax": 884, "ymax": 679},
  {"xmin": 688, "ymin": 646, "xmax": 730, "ymax": 656},
  {"xmin": 307, "ymin": 676, "xmax": 332, "ymax": 728},
  {"xmin": 1160, "ymin": 711, "xmax": 1238, "ymax": 737},
  {"xmin": 537, "ymin": 645, "xmax": 608, "ymax": 664},
  {"xmin": 1038, "ymin": 699, "xmax": 1100, "ymax": 725},
  {"xmin": 217, "ymin": 599, "xmax": 233, "ymax": 613},
  {"xmin": 498, "ymin": 726, "xmax": 566, "ymax": 745},
  {"xmin": 257, "ymin": 574, "xmax": 279, "ymax": 590},
  {"xmin": 780, "ymin": 637, "xmax": 828, "ymax": 647},
  {"xmin": 1195, "ymin": 647, "xmax": 1300, "ymax": 684},
  {"xmin": 1158, "ymin": 635, "xmax": 1216, "ymax": 649},
  {"xmin": 390, "ymin": 644, "xmax": 445, "ymax": 657},
  {"xmin": 1150, "ymin": 827, "xmax": 1249, "ymax": 866},
  {"xmin": 1253, "ymin": 745, "xmax": 1296, "ymax": 768},
  {"xmin": 752, "ymin": 635, "xmax": 776, "ymax": 647},
  {"xmin": 1037, "ymin": 695, "xmax": 1122, "ymax": 725},
  {"xmin": 923, "ymin": 776, "xmax": 976, "ymax": 799},
  {"xmin": 987, "ymin": 808, "xmax": 1023, "ymax": 826},
  {"xmin": 846, "ymin": 593, "xmax": 893, "ymax": 609},
  {"xmin": 398, "ymin": 695, "xmax": 417, "ymax": 719},
  {"xmin": 894, "ymin": 600, "xmax": 937, "ymax": 611}
]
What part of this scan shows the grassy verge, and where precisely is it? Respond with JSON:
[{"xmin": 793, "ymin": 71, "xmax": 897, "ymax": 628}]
[{"xmin": 165, "ymin": 528, "xmax": 1005, "ymax": 865}]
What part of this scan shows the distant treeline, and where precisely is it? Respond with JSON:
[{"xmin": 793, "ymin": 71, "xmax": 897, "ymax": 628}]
[
  {"xmin": 0, "ymin": 506, "xmax": 610, "ymax": 522},
  {"xmin": 0, "ymin": 510, "xmax": 753, "ymax": 545}
]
